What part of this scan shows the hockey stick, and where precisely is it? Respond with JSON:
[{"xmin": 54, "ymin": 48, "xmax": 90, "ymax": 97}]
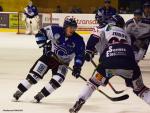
[
  {"xmin": 51, "ymin": 55, "xmax": 129, "ymax": 101},
  {"xmin": 66, "ymin": 66, "xmax": 129, "ymax": 102},
  {"xmin": 91, "ymin": 59, "xmax": 125, "ymax": 94}
]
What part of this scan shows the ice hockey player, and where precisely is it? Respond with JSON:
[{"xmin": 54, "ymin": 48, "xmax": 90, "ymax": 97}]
[
  {"xmin": 69, "ymin": 15, "xmax": 150, "ymax": 113},
  {"xmin": 143, "ymin": 2, "xmax": 150, "ymax": 19},
  {"xmin": 125, "ymin": 9, "xmax": 150, "ymax": 62},
  {"xmin": 23, "ymin": 1, "xmax": 39, "ymax": 35},
  {"xmin": 13, "ymin": 18, "xmax": 85, "ymax": 103}
]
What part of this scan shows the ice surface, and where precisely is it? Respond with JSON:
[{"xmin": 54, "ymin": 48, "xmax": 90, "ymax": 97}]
[{"xmin": 0, "ymin": 32, "xmax": 150, "ymax": 113}]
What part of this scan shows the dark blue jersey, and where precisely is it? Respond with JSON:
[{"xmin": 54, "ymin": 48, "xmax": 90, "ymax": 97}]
[
  {"xmin": 98, "ymin": 6, "xmax": 117, "ymax": 20},
  {"xmin": 36, "ymin": 26, "xmax": 85, "ymax": 67}
]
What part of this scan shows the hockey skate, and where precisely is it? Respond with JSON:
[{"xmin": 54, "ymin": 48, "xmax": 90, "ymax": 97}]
[
  {"xmin": 13, "ymin": 90, "xmax": 23, "ymax": 101},
  {"xmin": 140, "ymin": 89, "xmax": 150, "ymax": 105},
  {"xmin": 34, "ymin": 92, "xmax": 44, "ymax": 103},
  {"xmin": 69, "ymin": 98, "xmax": 85, "ymax": 113}
]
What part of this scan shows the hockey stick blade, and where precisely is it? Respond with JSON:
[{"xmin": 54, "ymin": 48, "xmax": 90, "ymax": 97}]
[
  {"xmin": 97, "ymin": 89, "xmax": 129, "ymax": 101},
  {"xmin": 108, "ymin": 83, "xmax": 125, "ymax": 94},
  {"xmin": 114, "ymin": 90, "xmax": 125, "ymax": 94}
]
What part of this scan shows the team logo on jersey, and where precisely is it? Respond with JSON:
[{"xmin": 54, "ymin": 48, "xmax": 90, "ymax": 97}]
[
  {"xmin": 106, "ymin": 46, "xmax": 127, "ymax": 57},
  {"xmin": 53, "ymin": 43, "xmax": 68, "ymax": 56},
  {"xmin": 54, "ymin": 33, "xmax": 60, "ymax": 40}
]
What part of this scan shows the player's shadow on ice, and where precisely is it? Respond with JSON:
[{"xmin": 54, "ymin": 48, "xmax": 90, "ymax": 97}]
[
  {"xmin": 12, "ymin": 99, "xmax": 100, "ymax": 112},
  {"xmin": 117, "ymin": 111, "xmax": 142, "ymax": 113},
  {"xmin": 38, "ymin": 102, "xmax": 100, "ymax": 112}
]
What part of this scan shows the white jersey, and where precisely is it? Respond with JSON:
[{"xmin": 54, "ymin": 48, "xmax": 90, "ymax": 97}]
[
  {"xmin": 92, "ymin": 24, "xmax": 131, "ymax": 55},
  {"xmin": 125, "ymin": 18, "xmax": 150, "ymax": 39}
]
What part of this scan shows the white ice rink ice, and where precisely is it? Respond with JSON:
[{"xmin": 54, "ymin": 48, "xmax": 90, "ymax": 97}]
[{"xmin": 0, "ymin": 32, "xmax": 150, "ymax": 113}]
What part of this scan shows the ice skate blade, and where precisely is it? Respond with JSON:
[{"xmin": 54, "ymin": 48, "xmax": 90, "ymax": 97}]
[{"xmin": 69, "ymin": 108, "xmax": 77, "ymax": 113}]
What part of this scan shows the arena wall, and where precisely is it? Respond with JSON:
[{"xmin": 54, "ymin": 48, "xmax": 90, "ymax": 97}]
[{"xmin": 0, "ymin": 12, "xmax": 133, "ymax": 34}]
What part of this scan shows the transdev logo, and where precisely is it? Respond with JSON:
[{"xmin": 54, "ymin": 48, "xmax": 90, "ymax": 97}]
[{"xmin": 64, "ymin": 16, "xmax": 97, "ymax": 25}]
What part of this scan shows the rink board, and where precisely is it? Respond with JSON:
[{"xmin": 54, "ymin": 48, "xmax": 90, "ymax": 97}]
[{"xmin": 0, "ymin": 13, "xmax": 133, "ymax": 35}]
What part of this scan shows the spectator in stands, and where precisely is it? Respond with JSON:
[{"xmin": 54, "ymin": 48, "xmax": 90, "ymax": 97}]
[
  {"xmin": 119, "ymin": 6, "xmax": 131, "ymax": 14},
  {"xmin": 119, "ymin": 7, "xmax": 127, "ymax": 14},
  {"xmin": 69, "ymin": 6, "xmax": 82, "ymax": 13},
  {"xmin": 143, "ymin": 2, "xmax": 150, "ymax": 19},
  {"xmin": 0, "ymin": 6, "xmax": 3, "ymax": 12},
  {"xmin": 125, "ymin": 7, "xmax": 131, "ymax": 14},
  {"xmin": 98, "ymin": 0, "xmax": 117, "ymax": 20},
  {"xmin": 77, "ymin": 8, "xmax": 82, "ymax": 13},
  {"xmin": 54, "ymin": 5, "xmax": 63, "ymax": 13}
]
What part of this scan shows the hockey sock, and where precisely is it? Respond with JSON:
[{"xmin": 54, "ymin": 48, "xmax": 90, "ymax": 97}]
[
  {"xmin": 18, "ymin": 79, "xmax": 32, "ymax": 93},
  {"xmin": 77, "ymin": 82, "xmax": 96, "ymax": 101}
]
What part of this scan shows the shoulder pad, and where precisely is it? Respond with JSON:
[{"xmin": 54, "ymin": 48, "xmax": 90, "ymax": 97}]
[
  {"xmin": 73, "ymin": 32, "xmax": 83, "ymax": 40},
  {"xmin": 98, "ymin": 7, "xmax": 103, "ymax": 10},
  {"xmin": 51, "ymin": 25, "xmax": 63, "ymax": 30},
  {"xmin": 98, "ymin": 7, "xmax": 105, "ymax": 12},
  {"xmin": 125, "ymin": 19, "xmax": 134, "ymax": 27},
  {"xmin": 48, "ymin": 25, "xmax": 63, "ymax": 32},
  {"xmin": 141, "ymin": 18, "xmax": 150, "ymax": 24}
]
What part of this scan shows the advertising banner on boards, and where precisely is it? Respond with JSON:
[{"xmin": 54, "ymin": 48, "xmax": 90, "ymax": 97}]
[{"xmin": 0, "ymin": 13, "xmax": 9, "ymax": 28}]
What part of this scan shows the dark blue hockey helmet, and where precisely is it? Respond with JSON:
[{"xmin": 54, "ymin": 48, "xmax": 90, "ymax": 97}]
[
  {"xmin": 111, "ymin": 14, "xmax": 125, "ymax": 28},
  {"xmin": 134, "ymin": 9, "xmax": 143, "ymax": 16},
  {"xmin": 143, "ymin": 2, "xmax": 150, "ymax": 8},
  {"xmin": 63, "ymin": 18, "xmax": 77, "ymax": 29},
  {"xmin": 95, "ymin": 9, "xmax": 105, "ymax": 24}
]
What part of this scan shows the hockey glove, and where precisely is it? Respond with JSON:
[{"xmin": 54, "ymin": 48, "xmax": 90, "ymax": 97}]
[
  {"xmin": 72, "ymin": 66, "xmax": 81, "ymax": 79},
  {"xmin": 85, "ymin": 50, "xmax": 94, "ymax": 62},
  {"xmin": 35, "ymin": 29, "xmax": 48, "ymax": 48},
  {"xmin": 43, "ymin": 46, "xmax": 54, "ymax": 57}
]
